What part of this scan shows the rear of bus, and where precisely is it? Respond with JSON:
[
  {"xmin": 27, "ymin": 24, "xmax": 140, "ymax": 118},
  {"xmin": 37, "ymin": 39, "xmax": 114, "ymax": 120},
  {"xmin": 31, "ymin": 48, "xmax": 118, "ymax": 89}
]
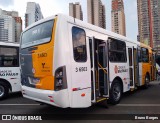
[{"xmin": 20, "ymin": 15, "xmax": 70, "ymax": 107}]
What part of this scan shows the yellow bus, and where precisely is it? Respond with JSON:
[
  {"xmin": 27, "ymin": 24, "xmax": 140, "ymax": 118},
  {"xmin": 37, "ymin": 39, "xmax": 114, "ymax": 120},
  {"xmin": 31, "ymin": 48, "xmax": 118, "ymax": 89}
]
[
  {"xmin": 134, "ymin": 43, "xmax": 156, "ymax": 89},
  {"xmin": 20, "ymin": 14, "xmax": 156, "ymax": 108}
]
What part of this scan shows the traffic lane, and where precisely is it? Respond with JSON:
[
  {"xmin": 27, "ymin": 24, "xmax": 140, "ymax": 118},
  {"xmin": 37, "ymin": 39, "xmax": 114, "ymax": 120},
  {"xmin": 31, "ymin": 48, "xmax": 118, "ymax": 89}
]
[
  {"xmin": 0, "ymin": 82, "xmax": 160, "ymax": 123},
  {"xmin": 120, "ymin": 81, "xmax": 160, "ymax": 104},
  {"xmin": 1, "ymin": 81, "xmax": 160, "ymax": 105},
  {"xmin": 0, "ymin": 81, "xmax": 160, "ymax": 115},
  {"xmin": 0, "ymin": 92, "xmax": 37, "ymax": 104},
  {"xmin": 0, "ymin": 102, "xmax": 160, "ymax": 114}
]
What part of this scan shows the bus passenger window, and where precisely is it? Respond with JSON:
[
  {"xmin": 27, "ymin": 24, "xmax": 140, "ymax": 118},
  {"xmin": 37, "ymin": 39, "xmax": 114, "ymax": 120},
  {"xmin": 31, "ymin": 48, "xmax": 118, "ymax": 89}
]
[
  {"xmin": 0, "ymin": 47, "xmax": 19, "ymax": 67},
  {"xmin": 72, "ymin": 27, "xmax": 87, "ymax": 62},
  {"xmin": 141, "ymin": 48, "xmax": 149, "ymax": 63},
  {"xmin": 109, "ymin": 38, "xmax": 127, "ymax": 62}
]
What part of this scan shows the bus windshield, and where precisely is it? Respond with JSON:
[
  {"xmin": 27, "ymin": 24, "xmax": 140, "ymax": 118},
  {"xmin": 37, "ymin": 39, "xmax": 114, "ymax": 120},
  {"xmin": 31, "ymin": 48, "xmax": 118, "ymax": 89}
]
[{"xmin": 21, "ymin": 20, "xmax": 54, "ymax": 48}]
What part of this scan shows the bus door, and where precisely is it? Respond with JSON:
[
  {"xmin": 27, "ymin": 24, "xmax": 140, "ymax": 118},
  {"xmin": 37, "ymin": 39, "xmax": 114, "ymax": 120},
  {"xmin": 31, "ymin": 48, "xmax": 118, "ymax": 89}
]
[
  {"xmin": 128, "ymin": 47, "xmax": 134, "ymax": 89},
  {"xmin": 152, "ymin": 52, "xmax": 156, "ymax": 80},
  {"xmin": 89, "ymin": 37, "xmax": 109, "ymax": 103},
  {"xmin": 150, "ymin": 52, "xmax": 155, "ymax": 81},
  {"xmin": 134, "ymin": 48, "xmax": 139, "ymax": 86}
]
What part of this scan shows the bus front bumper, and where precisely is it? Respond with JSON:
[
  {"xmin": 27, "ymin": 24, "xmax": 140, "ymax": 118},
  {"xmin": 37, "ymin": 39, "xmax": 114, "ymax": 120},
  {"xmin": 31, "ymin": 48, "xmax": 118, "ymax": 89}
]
[{"xmin": 22, "ymin": 86, "xmax": 70, "ymax": 108}]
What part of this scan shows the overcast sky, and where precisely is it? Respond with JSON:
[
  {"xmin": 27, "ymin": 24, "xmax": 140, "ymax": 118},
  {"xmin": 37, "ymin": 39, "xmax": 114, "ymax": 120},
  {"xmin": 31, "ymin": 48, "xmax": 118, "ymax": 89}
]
[{"xmin": 0, "ymin": 0, "xmax": 138, "ymax": 40}]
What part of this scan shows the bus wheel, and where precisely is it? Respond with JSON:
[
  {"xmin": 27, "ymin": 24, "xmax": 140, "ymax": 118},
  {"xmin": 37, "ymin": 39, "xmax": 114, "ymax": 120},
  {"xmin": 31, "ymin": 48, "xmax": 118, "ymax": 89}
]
[
  {"xmin": 0, "ymin": 83, "xmax": 9, "ymax": 100},
  {"xmin": 144, "ymin": 75, "xmax": 150, "ymax": 89},
  {"xmin": 109, "ymin": 80, "xmax": 122, "ymax": 105}
]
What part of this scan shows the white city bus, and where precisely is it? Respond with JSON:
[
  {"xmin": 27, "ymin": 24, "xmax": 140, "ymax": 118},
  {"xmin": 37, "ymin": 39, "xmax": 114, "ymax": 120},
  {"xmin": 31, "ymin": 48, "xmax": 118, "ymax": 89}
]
[
  {"xmin": 0, "ymin": 42, "xmax": 21, "ymax": 99},
  {"xmin": 20, "ymin": 14, "xmax": 155, "ymax": 108}
]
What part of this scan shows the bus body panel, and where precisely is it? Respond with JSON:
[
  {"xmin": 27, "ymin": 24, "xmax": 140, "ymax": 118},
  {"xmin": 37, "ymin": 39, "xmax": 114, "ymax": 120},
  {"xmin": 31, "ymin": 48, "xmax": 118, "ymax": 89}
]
[
  {"xmin": 142, "ymin": 63, "xmax": 150, "ymax": 85},
  {"xmin": 109, "ymin": 40, "xmax": 138, "ymax": 93},
  {"xmin": 109, "ymin": 62, "xmax": 130, "ymax": 92},
  {"xmin": 20, "ymin": 19, "xmax": 56, "ymax": 91},
  {"xmin": 56, "ymin": 16, "xmax": 73, "ymax": 107},
  {"xmin": 23, "ymin": 86, "xmax": 70, "ymax": 108},
  {"xmin": 0, "ymin": 67, "xmax": 21, "ymax": 92},
  {"xmin": 68, "ymin": 23, "xmax": 91, "ymax": 107}
]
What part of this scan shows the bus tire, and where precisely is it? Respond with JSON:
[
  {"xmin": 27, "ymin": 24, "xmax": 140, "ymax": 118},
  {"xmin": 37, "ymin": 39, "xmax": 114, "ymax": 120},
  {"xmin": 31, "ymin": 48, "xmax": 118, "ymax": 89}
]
[
  {"xmin": 144, "ymin": 74, "xmax": 150, "ymax": 89},
  {"xmin": 0, "ymin": 83, "xmax": 9, "ymax": 100},
  {"xmin": 109, "ymin": 80, "xmax": 122, "ymax": 105}
]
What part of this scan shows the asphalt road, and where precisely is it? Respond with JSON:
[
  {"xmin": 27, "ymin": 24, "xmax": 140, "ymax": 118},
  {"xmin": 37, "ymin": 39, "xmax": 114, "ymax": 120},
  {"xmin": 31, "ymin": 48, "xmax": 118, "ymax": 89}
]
[{"xmin": 0, "ymin": 81, "xmax": 160, "ymax": 123}]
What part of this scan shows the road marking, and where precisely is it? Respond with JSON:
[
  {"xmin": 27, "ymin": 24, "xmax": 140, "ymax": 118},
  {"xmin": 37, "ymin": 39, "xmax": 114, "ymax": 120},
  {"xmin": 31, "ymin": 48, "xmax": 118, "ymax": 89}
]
[
  {"xmin": 0, "ymin": 104, "xmax": 40, "ymax": 106},
  {"xmin": 117, "ymin": 104, "xmax": 160, "ymax": 107}
]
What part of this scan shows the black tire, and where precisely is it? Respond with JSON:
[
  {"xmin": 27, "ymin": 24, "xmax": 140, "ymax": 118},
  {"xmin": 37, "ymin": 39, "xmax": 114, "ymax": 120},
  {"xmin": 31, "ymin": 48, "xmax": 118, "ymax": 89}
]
[
  {"xmin": 143, "ymin": 75, "xmax": 150, "ymax": 89},
  {"xmin": 109, "ymin": 80, "xmax": 122, "ymax": 105},
  {"xmin": 0, "ymin": 83, "xmax": 9, "ymax": 100}
]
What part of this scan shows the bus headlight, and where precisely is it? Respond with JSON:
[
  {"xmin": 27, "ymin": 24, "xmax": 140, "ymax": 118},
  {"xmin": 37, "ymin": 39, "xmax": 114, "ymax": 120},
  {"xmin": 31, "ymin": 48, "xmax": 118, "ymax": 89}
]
[{"xmin": 55, "ymin": 66, "xmax": 67, "ymax": 91}]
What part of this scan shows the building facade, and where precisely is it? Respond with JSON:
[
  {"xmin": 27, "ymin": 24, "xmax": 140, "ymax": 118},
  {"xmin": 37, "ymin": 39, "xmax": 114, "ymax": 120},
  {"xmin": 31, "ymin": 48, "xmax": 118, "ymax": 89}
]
[
  {"xmin": 69, "ymin": 2, "xmax": 83, "ymax": 20},
  {"xmin": 137, "ymin": 0, "xmax": 160, "ymax": 49},
  {"xmin": 14, "ymin": 17, "xmax": 22, "ymax": 42},
  {"xmin": 25, "ymin": 2, "xmax": 43, "ymax": 28},
  {"xmin": 137, "ymin": 0, "xmax": 151, "ymax": 46},
  {"xmin": 111, "ymin": 0, "xmax": 126, "ymax": 36},
  {"xmin": 0, "ymin": 8, "xmax": 22, "ymax": 42},
  {"xmin": 87, "ymin": 0, "xmax": 106, "ymax": 29}
]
